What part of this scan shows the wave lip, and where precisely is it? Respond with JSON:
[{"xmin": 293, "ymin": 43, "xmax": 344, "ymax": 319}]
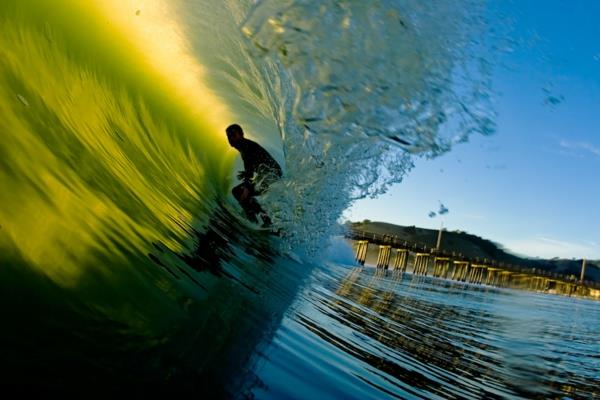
[{"xmin": 237, "ymin": 0, "xmax": 496, "ymax": 257}]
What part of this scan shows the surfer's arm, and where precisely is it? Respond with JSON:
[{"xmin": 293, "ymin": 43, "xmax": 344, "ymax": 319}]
[
  {"xmin": 240, "ymin": 155, "xmax": 255, "ymax": 182},
  {"xmin": 237, "ymin": 170, "xmax": 253, "ymax": 182}
]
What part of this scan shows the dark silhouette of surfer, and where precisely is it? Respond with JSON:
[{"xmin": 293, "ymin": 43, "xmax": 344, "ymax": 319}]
[{"xmin": 226, "ymin": 124, "xmax": 282, "ymax": 227}]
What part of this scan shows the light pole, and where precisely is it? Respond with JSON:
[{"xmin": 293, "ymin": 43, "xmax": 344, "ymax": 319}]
[
  {"xmin": 436, "ymin": 221, "xmax": 444, "ymax": 251},
  {"xmin": 580, "ymin": 258, "xmax": 587, "ymax": 283}
]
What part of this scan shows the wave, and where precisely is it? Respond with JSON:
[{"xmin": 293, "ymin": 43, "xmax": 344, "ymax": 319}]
[
  {"xmin": 0, "ymin": 0, "xmax": 496, "ymax": 394},
  {"xmin": 239, "ymin": 0, "xmax": 496, "ymax": 256}
]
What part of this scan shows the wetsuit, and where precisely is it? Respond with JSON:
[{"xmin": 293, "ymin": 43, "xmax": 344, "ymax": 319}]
[{"xmin": 232, "ymin": 138, "xmax": 282, "ymax": 224}]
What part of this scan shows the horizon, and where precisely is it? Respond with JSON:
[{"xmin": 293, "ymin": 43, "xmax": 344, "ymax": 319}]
[{"xmin": 345, "ymin": 0, "xmax": 600, "ymax": 260}]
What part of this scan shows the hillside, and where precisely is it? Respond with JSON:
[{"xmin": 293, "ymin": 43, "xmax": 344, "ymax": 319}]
[{"xmin": 348, "ymin": 220, "xmax": 600, "ymax": 283}]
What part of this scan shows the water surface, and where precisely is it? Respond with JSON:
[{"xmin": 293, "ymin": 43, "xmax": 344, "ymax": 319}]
[{"xmin": 249, "ymin": 265, "xmax": 600, "ymax": 399}]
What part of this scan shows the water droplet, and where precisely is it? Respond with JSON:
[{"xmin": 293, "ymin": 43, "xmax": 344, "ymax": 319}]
[
  {"xmin": 17, "ymin": 94, "xmax": 29, "ymax": 107},
  {"xmin": 438, "ymin": 203, "xmax": 449, "ymax": 215},
  {"xmin": 544, "ymin": 94, "xmax": 564, "ymax": 106},
  {"xmin": 341, "ymin": 16, "xmax": 351, "ymax": 29}
]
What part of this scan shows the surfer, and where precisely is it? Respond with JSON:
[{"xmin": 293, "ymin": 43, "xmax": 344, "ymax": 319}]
[{"xmin": 226, "ymin": 124, "xmax": 282, "ymax": 227}]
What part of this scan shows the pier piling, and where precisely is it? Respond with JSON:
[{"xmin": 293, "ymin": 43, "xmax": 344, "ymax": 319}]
[
  {"xmin": 413, "ymin": 253, "xmax": 431, "ymax": 276},
  {"xmin": 393, "ymin": 249, "xmax": 408, "ymax": 272},
  {"xmin": 355, "ymin": 240, "xmax": 369, "ymax": 266},
  {"xmin": 376, "ymin": 245, "xmax": 392, "ymax": 269}
]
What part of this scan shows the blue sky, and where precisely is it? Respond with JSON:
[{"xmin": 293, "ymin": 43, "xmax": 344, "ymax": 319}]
[{"xmin": 346, "ymin": 0, "xmax": 600, "ymax": 260}]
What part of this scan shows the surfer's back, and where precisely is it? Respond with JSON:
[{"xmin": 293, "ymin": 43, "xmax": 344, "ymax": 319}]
[{"xmin": 237, "ymin": 138, "xmax": 282, "ymax": 180}]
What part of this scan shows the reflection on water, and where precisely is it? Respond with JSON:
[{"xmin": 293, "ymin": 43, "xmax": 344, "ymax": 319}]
[{"xmin": 249, "ymin": 266, "xmax": 600, "ymax": 399}]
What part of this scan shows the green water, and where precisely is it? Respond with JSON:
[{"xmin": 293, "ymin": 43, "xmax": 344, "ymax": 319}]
[
  {"xmin": 0, "ymin": 0, "xmax": 229, "ymax": 288},
  {"xmin": 0, "ymin": 1, "xmax": 304, "ymax": 394}
]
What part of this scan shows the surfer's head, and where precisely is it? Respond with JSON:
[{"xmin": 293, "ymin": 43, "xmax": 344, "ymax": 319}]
[{"xmin": 226, "ymin": 123, "xmax": 244, "ymax": 148}]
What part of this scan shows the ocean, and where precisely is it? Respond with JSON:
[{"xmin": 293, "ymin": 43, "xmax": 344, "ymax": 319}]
[
  {"xmin": 1, "ymin": 0, "xmax": 597, "ymax": 398},
  {"xmin": 249, "ymin": 258, "xmax": 600, "ymax": 399}
]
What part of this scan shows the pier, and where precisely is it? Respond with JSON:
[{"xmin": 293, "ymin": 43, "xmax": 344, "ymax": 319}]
[{"xmin": 347, "ymin": 229, "xmax": 600, "ymax": 300}]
